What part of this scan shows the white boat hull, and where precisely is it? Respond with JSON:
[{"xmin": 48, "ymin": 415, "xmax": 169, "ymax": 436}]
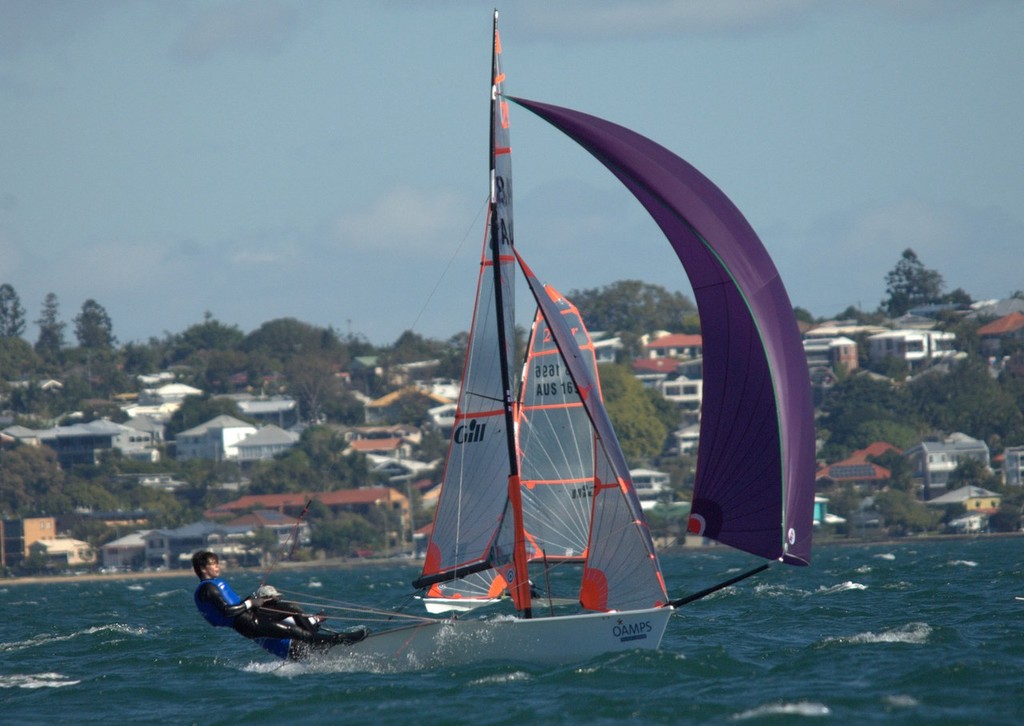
[
  {"xmin": 322, "ymin": 606, "xmax": 673, "ymax": 672},
  {"xmin": 419, "ymin": 596, "xmax": 499, "ymax": 614}
]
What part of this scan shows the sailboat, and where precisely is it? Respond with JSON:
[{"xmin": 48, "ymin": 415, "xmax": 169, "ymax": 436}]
[{"xmin": 325, "ymin": 11, "xmax": 815, "ymax": 670}]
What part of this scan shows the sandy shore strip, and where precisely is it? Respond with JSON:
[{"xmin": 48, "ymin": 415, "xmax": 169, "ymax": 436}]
[{"xmin": 0, "ymin": 556, "xmax": 416, "ymax": 587}]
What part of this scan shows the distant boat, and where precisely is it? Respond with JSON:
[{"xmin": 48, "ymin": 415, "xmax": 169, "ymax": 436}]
[{"xmin": 322, "ymin": 10, "xmax": 815, "ymax": 670}]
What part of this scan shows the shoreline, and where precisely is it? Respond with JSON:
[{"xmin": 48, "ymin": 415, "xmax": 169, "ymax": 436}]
[
  {"xmin": 3, "ymin": 531, "xmax": 1019, "ymax": 587},
  {"xmin": 0, "ymin": 555, "xmax": 416, "ymax": 587}
]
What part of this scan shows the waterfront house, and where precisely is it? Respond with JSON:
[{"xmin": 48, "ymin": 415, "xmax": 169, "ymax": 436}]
[
  {"xmin": 143, "ymin": 521, "xmax": 255, "ymax": 569},
  {"xmin": 100, "ymin": 531, "xmax": 150, "ymax": 570},
  {"xmin": 29, "ymin": 537, "xmax": 95, "ymax": 568},
  {"xmin": 1, "ymin": 517, "xmax": 57, "ymax": 569},
  {"xmin": 926, "ymin": 485, "xmax": 1001, "ymax": 513}
]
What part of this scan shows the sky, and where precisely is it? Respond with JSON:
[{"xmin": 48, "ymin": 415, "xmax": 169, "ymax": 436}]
[{"xmin": 1, "ymin": 0, "xmax": 1022, "ymax": 347}]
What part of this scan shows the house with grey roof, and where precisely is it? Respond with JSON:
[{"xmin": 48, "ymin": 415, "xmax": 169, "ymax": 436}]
[
  {"xmin": 3, "ymin": 419, "xmax": 158, "ymax": 468},
  {"xmin": 100, "ymin": 530, "xmax": 151, "ymax": 570},
  {"xmin": 904, "ymin": 433, "xmax": 991, "ymax": 501},
  {"xmin": 143, "ymin": 520, "xmax": 255, "ymax": 569},
  {"xmin": 235, "ymin": 424, "xmax": 300, "ymax": 462},
  {"xmin": 233, "ymin": 395, "xmax": 299, "ymax": 428},
  {"xmin": 174, "ymin": 415, "xmax": 257, "ymax": 462}
]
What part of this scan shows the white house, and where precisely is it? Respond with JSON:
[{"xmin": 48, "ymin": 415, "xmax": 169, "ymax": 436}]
[
  {"xmin": 234, "ymin": 425, "xmax": 300, "ymax": 462},
  {"xmin": 904, "ymin": 433, "xmax": 991, "ymax": 499},
  {"xmin": 100, "ymin": 530, "xmax": 150, "ymax": 570},
  {"xmin": 175, "ymin": 415, "xmax": 258, "ymax": 461},
  {"xmin": 1003, "ymin": 445, "xmax": 1024, "ymax": 487},
  {"xmin": 658, "ymin": 375, "xmax": 703, "ymax": 409},
  {"xmin": 867, "ymin": 329, "xmax": 957, "ymax": 369},
  {"xmin": 630, "ymin": 468, "xmax": 673, "ymax": 510}
]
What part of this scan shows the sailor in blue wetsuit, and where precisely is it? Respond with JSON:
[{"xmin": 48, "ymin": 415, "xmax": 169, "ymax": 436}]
[{"xmin": 191, "ymin": 550, "xmax": 366, "ymax": 660}]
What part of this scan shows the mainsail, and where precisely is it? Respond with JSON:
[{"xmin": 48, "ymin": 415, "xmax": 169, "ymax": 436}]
[
  {"xmin": 508, "ymin": 97, "xmax": 816, "ymax": 565},
  {"xmin": 415, "ymin": 15, "xmax": 669, "ymax": 613},
  {"xmin": 415, "ymin": 17, "xmax": 517, "ymax": 590}
]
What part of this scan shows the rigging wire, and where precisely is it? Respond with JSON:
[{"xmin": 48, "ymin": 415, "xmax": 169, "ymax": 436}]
[
  {"xmin": 401, "ymin": 195, "xmax": 488, "ymax": 343},
  {"xmin": 258, "ymin": 498, "xmax": 313, "ymax": 589}
]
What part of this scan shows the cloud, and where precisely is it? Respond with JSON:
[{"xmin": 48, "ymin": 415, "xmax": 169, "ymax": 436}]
[{"xmin": 333, "ymin": 186, "xmax": 470, "ymax": 252}]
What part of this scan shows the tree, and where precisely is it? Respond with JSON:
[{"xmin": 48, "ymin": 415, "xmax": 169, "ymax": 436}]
[
  {"xmin": 0, "ymin": 283, "xmax": 26, "ymax": 338},
  {"xmin": 598, "ymin": 363, "xmax": 669, "ymax": 463},
  {"xmin": 74, "ymin": 299, "xmax": 116, "ymax": 349},
  {"xmin": 171, "ymin": 313, "xmax": 245, "ymax": 363},
  {"xmin": 34, "ymin": 292, "xmax": 66, "ymax": 363},
  {"xmin": 873, "ymin": 489, "xmax": 942, "ymax": 534},
  {"xmin": 286, "ymin": 353, "xmax": 340, "ymax": 423},
  {"xmin": 569, "ymin": 280, "xmax": 696, "ymax": 340},
  {"xmin": 0, "ymin": 445, "xmax": 65, "ymax": 517},
  {"xmin": 908, "ymin": 358, "xmax": 1024, "ymax": 446},
  {"xmin": 310, "ymin": 512, "xmax": 378, "ymax": 557},
  {"xmin": 881, "ymin": 249, "xmax": 945, "ymax": 318},
  {"xmin": 0, "ymin": 336, "xmax": 40, "ymax": 382},
  {"xmin": 818, "ymin": 374, "xmax": 919, "ymax": 460}
]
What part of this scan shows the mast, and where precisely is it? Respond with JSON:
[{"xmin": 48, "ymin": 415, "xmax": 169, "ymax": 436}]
[{"xmin": 488, "ymin": 10, "xmax": 532, "ymax": 618}]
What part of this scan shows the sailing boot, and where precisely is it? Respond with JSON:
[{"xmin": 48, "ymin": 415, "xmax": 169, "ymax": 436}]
[{"xmin": 328, "ymin": 626, "xmax": 369, "ymax": 646}]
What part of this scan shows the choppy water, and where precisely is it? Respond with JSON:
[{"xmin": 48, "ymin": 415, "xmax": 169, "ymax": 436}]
[{"xmin": 2, "ymin": 536, "xmax": 1022, "ymax": 724}]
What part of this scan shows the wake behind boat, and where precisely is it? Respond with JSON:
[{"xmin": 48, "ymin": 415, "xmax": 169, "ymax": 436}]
[{"xmin": 310, "ymin": 11, "xmax": 815, "ymax": 671}]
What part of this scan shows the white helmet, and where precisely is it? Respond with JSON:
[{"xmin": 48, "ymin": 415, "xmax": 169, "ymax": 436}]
[{"xmin": 254, "ymin": 585, "xmax": 281, "ymax": 599}]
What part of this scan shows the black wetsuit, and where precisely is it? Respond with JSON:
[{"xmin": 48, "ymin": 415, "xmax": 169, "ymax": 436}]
[{"xmin": 194, "ymin": 577, "xmax": 336, "ymax": 659}]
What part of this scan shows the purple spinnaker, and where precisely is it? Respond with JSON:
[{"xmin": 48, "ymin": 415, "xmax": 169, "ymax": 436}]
[{"xmin": 510, "ymin": 97, "xmax": 815, "ymax": 565}]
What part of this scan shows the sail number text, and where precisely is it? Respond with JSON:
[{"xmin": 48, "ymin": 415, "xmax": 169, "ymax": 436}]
[{"xmin": 534, "ymin": 363, "xmax": 574, "ymax": 397}]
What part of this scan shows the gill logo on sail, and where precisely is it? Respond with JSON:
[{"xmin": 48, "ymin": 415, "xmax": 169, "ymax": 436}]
[{"xmin": 453, "ymin": 419, "xmax": 487, "ymax": 445}]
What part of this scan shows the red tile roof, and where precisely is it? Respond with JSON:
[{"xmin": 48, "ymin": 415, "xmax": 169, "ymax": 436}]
[
  {"xmin": 349, "ymin": 437, "xmax": 403, "ymax": 453},
  {"xmin": 631, "ymin": 358, "xmax": 680, "ymax": 374},
  {"xmin": 645, "ymin": 333, "xmax": 703, "ymax": 349},
  {"xmin": 205, "ymin": 487, "xmax": 401, "ymax": 518},
  {"xmin": 978, "ymin": 311, "xmax": 1024, "ymax": 336}
]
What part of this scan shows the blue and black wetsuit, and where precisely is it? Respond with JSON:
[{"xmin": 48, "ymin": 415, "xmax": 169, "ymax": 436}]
[{"xmin": 194, "ymin": 577, "xmax": 329, "ymax": 660}]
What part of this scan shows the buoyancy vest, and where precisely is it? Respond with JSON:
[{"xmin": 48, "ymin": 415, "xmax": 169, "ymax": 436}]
[{"xmin": 194, "ymin": 577, "xmax": 244, "ymax": 628}]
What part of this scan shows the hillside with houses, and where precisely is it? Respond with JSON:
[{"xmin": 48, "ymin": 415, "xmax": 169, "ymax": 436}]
[{"xmin": 2, "ymin": 252, "xmax": 1024, "ymax": 576}]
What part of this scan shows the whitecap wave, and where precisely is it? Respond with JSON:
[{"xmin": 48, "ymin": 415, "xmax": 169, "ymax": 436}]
[
  {"xmin": 0, "ymin": 672, "xmax": 80, "ymax": 689},
  {"xmin": 885, "ymin": 694, "xmax": 919, "ymax": 708},
  {"xmin": 825, "ymin": 622, "xmax": 931, "ymax": 646},
  {"xmin": 948, "ymin": 559, "xmax": 977, "ymax": 567},
  {"xmin": 469, "ymin": 670, "xmax": 533, "ymax": 686},
  {"xmin": 732, "ymin": 701, "xmax": 831, "ymax": 720},
  {"xmin": 874, "ymin": 553, "xmax": 896, "ymax": 560},
  {"xmin": 816, "ymin": 581, "xmax": 868, "ymax": 595},
  {"xmin": 0, "ymin": 623, "xmax": 147, "ymax": 653}
]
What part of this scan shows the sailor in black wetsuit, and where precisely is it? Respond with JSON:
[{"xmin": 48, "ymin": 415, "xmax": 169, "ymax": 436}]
[{"xmin": 191, "ymin": 550, "xmax": 366, "ymax": 660}]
